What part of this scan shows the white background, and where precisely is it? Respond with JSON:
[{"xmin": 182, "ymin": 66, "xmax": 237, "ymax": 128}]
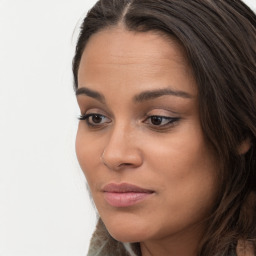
[{"xmin": 0, "ymin": 1, "xmax": 255, "ymax": 255}]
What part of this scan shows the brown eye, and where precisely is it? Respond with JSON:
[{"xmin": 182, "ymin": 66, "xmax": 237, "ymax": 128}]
[
  {"xmin": 91, "ymin": 114, "xmax": 103, "ymax": 124},
  {"xmin": 151, "ymin": 116, "xmax": 163, "ymax": 126},
  {"xmin": 79, "ymin": 113, "xmax": 111, "ymax": 127},
  {"xmin": 144, "ymin": 115, "xmax": 180, "ymax": 128}
]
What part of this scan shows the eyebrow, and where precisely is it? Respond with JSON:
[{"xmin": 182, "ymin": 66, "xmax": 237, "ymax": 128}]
[
  {"xmin": 76, "ymin": 87, "xmax": 105, "ymax": 103},
  {"xmin": 133, "ymin": 88, "xmax": 193, "ymax": 102},
  {"xmin": 76, "ymin": 86, "xmax": 192, "ymax": 103}
]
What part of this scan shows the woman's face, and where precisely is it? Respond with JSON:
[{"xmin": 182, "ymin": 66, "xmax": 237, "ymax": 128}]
[{"xmin": 76, "ymin": 28, "xmax": 218, "ymax": 244}]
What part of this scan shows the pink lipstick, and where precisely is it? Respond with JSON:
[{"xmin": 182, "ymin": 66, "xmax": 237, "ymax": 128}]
[{"xmin": 102, "ymin": 183, "xmax": 154, "ymax": 207}]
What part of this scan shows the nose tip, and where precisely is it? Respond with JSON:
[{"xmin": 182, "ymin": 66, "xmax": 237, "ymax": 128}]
[
  {"xmin": 101, "ymin": 131, "xmax": 143, "ymax": 171},
  {"xmin": 101, "ymin": 151, "xmax": 142, "ymax": 171}
]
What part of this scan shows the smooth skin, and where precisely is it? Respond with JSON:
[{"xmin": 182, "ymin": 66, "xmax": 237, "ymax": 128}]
[{"xmin": 76, "ymin": 27, "xmax": 219, "ymax": 256}]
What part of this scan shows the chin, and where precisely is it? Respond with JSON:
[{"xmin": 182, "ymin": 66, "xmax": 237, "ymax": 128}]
[
  {"xmin": 102, "ymin": 214, "xmax": 152, "ymax": 243},
  {"xmin": 108, "ymin": 228, "xmax": 148, "ymax": 243}
]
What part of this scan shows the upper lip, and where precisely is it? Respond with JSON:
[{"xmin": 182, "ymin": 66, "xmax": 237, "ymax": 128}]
[{"xmin": 102, "ymin": 183, "xmax": 154, "ymax": 193}]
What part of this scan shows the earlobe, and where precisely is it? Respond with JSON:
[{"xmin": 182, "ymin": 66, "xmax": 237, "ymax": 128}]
[{"xmin": 238, "ymin": 137, "xmax": 251, "ymax": 155}]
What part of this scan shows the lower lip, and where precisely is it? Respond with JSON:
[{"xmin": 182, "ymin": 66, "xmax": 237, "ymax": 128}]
[{"xmin": 103, "ymin": 192, "xmax": 153, "ymax": 207}]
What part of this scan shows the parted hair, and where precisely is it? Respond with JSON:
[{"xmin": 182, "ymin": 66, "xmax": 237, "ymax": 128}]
[{"xmin": 73, "ymin": 0, "xmax": 256, "ymax": 255}]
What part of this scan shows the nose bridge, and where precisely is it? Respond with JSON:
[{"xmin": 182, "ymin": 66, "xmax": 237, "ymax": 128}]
[{"xmin": 102, "ymin": 120, "xmax": 142, "ymax": 169}]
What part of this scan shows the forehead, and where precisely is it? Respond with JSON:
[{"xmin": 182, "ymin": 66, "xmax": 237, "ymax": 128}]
[
  {"xmin": 79, "ymin": 27, "xmax": 189, "ymax": 69},
  {"xmin": 78, "ymin": 27, "xmax": 197, "ymax": 96}
]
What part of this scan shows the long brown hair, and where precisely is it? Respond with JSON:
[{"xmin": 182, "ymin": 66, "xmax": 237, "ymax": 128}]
[{"xmin": 73, "ymin": 0, "xmax": 256, "ymax": 255}]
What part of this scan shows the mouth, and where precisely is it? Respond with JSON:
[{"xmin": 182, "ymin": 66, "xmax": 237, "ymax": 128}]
[{"xmin": 102, "ymin": 183, "xmax": 155, "ymax": 208}]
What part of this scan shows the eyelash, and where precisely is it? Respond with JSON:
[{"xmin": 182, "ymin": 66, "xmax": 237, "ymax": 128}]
[
  {"xmin": 79, "ymin": 113, "xmax": 180, "ymax": 130},
  {"xmin": 78, "ymin": 113, "xmax": 110, "ymax": 127}
]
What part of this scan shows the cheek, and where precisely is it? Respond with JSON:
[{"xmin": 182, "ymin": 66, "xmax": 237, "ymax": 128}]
[
  {"xmin": 75, "ymin": 126, "xmax": 101, "ymax": 184},
  {"xmin": 143, "ymin": 125, "xmax": 218, "ymax": 221},
  {"xmin": 75, "ymin": 128, "xmax": 87, "ymax": 170},
  {"xmin": 145, "ymin": 118, "xmax": 216, "ymax": 177}
]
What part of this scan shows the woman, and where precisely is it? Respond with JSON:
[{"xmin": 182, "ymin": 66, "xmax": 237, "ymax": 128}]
[{"xmin": 73, "ymin": 0, "xmax": 256, "ymax": 255}]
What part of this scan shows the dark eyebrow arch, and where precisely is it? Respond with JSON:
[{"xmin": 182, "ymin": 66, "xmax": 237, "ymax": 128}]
[
  {"xmin": 134, "ymin": 88, "xmax": 193, "ymax": 102},
  {"xmin": 76, "ymin": 87, "xmax": 105, "ymax": 103}
]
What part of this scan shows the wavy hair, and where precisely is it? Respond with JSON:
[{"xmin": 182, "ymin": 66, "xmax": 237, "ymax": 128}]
[{"xmin": 73, "ymin": 0, "xmax": 256, "ymax": 255}]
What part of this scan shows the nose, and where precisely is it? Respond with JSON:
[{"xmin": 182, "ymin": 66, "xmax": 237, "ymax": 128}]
[{"xmin": 101, "ymin": 124, "xmax": 143, "ymax": 171}]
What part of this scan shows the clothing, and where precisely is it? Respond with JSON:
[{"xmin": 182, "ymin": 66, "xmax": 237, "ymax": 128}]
[{"xmin": 236, "ymin": 240, "xmax": 255, "ymax": 256}]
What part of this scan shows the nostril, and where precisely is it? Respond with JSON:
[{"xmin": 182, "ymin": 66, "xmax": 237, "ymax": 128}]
[
  {"xmin": 116, "ymin": 162, "xmax": 139, "ymax": 170},
  {"xmin": 120, "ymin": 163, "xmax": 133, "ymax": 167}
]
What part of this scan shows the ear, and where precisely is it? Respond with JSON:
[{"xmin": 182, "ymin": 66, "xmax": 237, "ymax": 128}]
[{"xmin": 238, "ymin": 137, "xmax": 251, "ymax": 155}]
